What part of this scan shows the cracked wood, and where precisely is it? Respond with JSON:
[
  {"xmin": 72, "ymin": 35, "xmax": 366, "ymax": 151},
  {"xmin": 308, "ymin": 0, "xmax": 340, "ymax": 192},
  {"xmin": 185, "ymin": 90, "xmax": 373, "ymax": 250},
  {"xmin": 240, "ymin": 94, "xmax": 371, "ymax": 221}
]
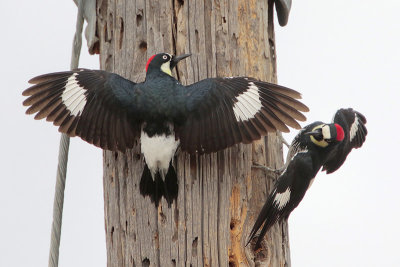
[{"xmin": 97, "ymin": 0, "xmax": 291, "ymax": 266}]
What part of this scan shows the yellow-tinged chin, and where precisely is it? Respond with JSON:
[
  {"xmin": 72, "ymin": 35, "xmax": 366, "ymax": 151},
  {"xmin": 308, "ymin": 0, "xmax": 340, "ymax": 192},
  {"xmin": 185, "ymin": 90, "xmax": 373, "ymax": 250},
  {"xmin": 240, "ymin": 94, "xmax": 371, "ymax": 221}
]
[
  {"xmin": 161, "ymin": 61, "xmax": 172, "ymax": 76},
  {"xmin": 310, "ymin": 135, "xmax": 329, "ymax": 148}
]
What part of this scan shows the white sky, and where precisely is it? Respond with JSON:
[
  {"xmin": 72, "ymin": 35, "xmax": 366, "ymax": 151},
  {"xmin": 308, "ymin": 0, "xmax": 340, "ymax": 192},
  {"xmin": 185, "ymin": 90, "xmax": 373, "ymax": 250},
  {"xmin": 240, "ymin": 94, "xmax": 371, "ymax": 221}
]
[{"xmin": 2, "ymin": 1, "xmax": 399, "ymax": 266}]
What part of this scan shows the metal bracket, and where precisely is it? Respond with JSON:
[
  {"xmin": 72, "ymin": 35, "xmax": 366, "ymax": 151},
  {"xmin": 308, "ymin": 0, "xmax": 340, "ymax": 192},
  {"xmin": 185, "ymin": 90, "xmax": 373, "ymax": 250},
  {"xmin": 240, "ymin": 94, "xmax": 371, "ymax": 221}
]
[{"xmin": 73, "ymin": 0, "xmax": 98, "ymax": 54}]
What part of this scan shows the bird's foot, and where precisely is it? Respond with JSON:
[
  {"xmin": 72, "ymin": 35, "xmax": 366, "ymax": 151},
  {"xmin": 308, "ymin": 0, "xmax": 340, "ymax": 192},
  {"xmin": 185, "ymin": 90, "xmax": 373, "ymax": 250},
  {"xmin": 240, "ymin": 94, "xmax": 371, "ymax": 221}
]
[
  {"xmin": 277, "ymin": 132, "xmax": 290, "ymax": 148},
  {"xmin": 252, "ymin": 163, "xmax": 284, "ymax": 175}
]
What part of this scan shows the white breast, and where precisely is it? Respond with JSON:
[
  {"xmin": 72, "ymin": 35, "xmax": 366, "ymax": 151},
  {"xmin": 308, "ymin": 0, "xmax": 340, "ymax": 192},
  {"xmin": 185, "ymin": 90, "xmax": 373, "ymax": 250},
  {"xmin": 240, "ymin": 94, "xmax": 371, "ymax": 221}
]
[{"xmin": 140, "ymin": 128, "xmax": 179, "ymax": 175}]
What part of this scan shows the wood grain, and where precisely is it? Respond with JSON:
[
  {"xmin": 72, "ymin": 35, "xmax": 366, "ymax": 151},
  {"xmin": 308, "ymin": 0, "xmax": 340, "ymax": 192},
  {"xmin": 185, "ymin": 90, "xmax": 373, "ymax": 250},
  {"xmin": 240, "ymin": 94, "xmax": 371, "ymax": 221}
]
[{"xmin": 97, "ymin": 0, "xmax": 291, "ymax": 265}]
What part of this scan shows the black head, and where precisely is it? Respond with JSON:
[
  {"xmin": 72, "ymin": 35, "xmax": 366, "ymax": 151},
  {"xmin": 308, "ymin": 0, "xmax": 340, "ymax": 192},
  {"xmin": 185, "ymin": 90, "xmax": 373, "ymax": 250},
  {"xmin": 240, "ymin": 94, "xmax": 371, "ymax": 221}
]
[
  {"xmin": 305, "ymin": 123, "xmax": 345, "ymax": 148},
  {"xmin": 145, "ymin": 53, "xmax": 191, "ymax": 76}
]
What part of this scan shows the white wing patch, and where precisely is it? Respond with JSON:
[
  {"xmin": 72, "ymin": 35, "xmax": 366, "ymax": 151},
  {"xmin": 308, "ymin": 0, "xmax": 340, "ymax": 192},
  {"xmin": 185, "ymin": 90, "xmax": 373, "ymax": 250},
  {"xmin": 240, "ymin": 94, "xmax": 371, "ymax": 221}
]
[
  {"xmin": 273, "ymin": 188, "xmax": 291, "ymax": 209},
  {"xmin": 349, "ymin": 115, "xmax": 360, "ymax": 142},
  {"xmin": 61, "ymin": 73, "xmax": 87, "ymax": 116},
  {"xmin": 233, "ymin": 82, "xmax": 262, "ymax": 122}
]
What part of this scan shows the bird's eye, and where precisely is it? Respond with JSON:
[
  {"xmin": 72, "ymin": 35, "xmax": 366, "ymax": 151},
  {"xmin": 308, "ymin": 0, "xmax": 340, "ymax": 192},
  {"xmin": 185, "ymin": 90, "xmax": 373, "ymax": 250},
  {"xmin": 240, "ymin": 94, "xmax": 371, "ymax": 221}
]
[{"xmin": 162, "ymin": 55, "xmax": 168, "ymax": 60}]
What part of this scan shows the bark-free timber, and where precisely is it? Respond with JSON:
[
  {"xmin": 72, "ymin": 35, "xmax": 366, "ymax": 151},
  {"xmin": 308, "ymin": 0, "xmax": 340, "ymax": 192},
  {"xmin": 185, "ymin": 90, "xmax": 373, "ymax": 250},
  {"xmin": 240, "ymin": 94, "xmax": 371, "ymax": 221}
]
[{"xmin": 97, "ymin": 0, "xmax": 290, "ymax": 266}]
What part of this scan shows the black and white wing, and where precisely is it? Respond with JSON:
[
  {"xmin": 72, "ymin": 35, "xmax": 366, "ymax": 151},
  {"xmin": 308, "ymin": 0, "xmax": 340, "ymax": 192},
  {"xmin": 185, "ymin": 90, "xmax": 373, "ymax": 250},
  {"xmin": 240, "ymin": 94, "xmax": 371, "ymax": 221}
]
[
  {"xmin": 22, "ymin": 69, "xmax": 141, "ymax": 151},
  {"xmin": 322, "ymin": 108, "xmax": 368, "ymax": 173},
  {"xmin": 285, "ymin": 127, "xmax": 310, "ymax": 163},
  {"xmin": 177, "ymin": 77, "xmax": 309, "ymax": 154},
  {"xmin": 248, "ymin": 151, "xmax": 315, "ymax": 249}
]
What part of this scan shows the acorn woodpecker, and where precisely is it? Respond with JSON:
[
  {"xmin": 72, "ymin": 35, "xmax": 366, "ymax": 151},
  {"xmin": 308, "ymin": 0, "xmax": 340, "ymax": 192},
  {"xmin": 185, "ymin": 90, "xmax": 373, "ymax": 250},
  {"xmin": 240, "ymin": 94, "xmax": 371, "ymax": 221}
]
[
  {"xmin": 22, "ymin": 53, "xmax": 309, "ymax": 206},
  {"xmin": 248, "ymin": 108, "xmax": 367, "ymax": 249}
]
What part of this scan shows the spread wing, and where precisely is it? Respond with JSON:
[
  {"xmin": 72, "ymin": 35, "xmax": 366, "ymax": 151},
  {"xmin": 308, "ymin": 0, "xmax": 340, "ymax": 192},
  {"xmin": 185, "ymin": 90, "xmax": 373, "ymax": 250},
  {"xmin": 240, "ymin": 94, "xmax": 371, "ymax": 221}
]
[
  {"xmin": 177, "ymin": 77, "xmax": 309, "ymax": 154},
  {"xmin": 322, "ymin": 108, "xmax": 368, "ymax": 173},
  {"xmin": 22, "ymin": 69, "xmax": 141, "ymax": 151}
]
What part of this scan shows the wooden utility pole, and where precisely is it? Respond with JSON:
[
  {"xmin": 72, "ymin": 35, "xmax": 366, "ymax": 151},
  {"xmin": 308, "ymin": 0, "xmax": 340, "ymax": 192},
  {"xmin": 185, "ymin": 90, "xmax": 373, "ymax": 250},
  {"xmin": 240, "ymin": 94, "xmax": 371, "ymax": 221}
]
[{"xmin": 97, "ymin": 0, "xmax": 290, "ymax": 266}]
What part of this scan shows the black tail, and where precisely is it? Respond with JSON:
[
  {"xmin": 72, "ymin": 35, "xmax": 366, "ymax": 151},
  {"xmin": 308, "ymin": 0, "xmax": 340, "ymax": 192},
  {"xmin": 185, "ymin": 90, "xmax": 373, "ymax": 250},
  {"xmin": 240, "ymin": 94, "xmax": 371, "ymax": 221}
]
[
  {"xmin": 139, "ymin": 164, "xmax": 162, "ymax": 205},
  {"xmin": 139, "ymin": 163, "xmax": 178, "ymax": 207},
  {"xmin": 247, "ymin": 199, "xmax": 281, "ymax": 249},
  {"xmin": 164, "ymin": 162, "xmax": 178, "ymax": 205}
]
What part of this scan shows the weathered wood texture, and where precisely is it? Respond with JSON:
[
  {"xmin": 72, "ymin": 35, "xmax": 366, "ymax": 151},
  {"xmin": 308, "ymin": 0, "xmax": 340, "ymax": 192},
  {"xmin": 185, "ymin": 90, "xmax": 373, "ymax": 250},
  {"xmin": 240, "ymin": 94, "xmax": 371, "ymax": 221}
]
[{"xmin": 97, "ymin": 0, "xmax": 290, "ymax": 266}]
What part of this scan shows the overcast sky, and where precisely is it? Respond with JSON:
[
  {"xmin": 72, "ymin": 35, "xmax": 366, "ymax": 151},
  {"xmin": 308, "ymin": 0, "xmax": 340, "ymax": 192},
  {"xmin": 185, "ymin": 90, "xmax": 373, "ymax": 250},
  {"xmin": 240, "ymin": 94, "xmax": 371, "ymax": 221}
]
[{"xmin": 2, "ymin": 1, "xmax": 399, "ymax": 267}]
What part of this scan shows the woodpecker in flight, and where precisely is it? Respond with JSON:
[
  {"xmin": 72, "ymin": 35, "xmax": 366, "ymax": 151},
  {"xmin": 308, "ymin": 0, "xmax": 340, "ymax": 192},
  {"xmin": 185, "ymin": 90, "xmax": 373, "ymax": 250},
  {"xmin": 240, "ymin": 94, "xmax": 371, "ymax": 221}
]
[
  {"xmin": 248, "ymin": 108, "xmax": 367, "ymax": 249},
  {"xmin": 22, "ymin": 53, "xmax": 309, "ymax": 206}
]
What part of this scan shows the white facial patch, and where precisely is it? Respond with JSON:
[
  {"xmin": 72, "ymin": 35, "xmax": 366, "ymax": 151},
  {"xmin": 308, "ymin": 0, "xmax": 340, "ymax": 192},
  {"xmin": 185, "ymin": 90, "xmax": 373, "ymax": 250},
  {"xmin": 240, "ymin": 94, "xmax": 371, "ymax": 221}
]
[
  {"xmin": 273, "ymin": 188, "xmax": 291, "ymax": 210},
  {"xmin": 140, "ymin": 127, "xmax": 179, "ymax": 178},
  {"xmin": 349, "ymin": 115, "xmax": 360, "ymax": 142},
  {"xmin": 233, "ymin": 82, "xmax": 263, "ymax": 122},
  {"xmin": 321, "ymin": 124, "xmax": 331, "ymax": 140},
  {"xmin": 160, "ymin": 61, "xmax": 172, "ymax": 76},
  {"xmin": 61, "ymin": 73, "xmax": 87, "ymax": 116}
]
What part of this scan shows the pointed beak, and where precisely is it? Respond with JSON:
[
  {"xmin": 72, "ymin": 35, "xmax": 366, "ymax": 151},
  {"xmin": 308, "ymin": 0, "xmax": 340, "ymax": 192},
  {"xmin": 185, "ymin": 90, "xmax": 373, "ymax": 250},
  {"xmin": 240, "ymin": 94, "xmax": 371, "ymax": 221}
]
[
  {"xmin": 170, "ymin": 53, "xmax": 191, "ymax": 69},
  {"xmin": 305, "ymin": 131, "xmax": 320, "ymax": 136},
  {"xmin": 305, "ymin": 130, "xmax": 323, "ymax": 140}
]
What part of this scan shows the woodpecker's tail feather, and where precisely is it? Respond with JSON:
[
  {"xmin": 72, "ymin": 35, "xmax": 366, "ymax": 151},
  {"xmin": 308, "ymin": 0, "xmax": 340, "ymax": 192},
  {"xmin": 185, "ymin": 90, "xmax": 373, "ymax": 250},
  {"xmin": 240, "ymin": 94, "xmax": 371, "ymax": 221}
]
[
  {"xmin": 153, "ymin": 173, "xmax": 165, "ymax": 206},
  {"xmin": 247, "ymin": 199, "xmax": 281, "ymax": 249},
  {"xmin": 139, "ymin": 163, "xmax": 178, "ymax": 207},
  {"xmin": 164, "ymin": 162, "xmax": 178, "ymax": 206},
  {"xmin": 139, "ymin": 164, "xmax": 159, "ymax": 204}
]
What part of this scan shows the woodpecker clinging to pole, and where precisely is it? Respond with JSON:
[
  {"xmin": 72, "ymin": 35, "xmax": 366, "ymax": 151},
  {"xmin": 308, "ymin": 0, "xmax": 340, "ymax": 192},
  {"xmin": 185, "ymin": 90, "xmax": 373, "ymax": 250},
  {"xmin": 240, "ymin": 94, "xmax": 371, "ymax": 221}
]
[
  {"xmin": 248, "ymin": 108, "xmax": 367, "ymax": 249},
  {"xmin": 22, "ymin": 53, "xmax": 309, "ymax": 206}
]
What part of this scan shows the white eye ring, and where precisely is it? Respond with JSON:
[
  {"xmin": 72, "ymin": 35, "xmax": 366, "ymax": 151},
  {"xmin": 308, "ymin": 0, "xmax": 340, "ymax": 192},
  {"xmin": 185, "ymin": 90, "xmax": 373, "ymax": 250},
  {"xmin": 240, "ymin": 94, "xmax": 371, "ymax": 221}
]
[{"xmin": 162, "ymin": 55, "xmax": 168, "ymax": 60}]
